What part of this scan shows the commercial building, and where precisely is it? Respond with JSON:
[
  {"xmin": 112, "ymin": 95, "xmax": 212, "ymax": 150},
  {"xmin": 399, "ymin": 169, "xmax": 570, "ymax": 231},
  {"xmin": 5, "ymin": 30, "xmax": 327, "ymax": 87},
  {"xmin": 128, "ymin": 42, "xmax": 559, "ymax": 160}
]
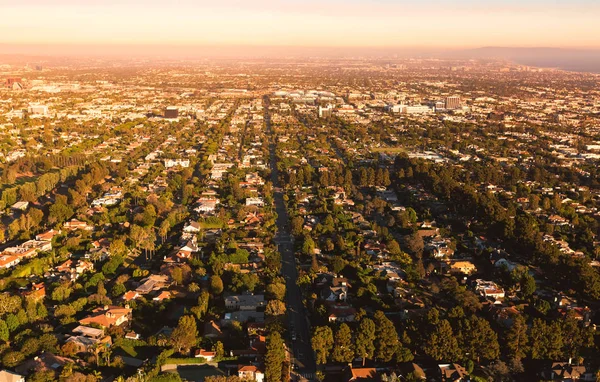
[
  {"xmin": 445, "ymin": 96, "xmax": 461, "ymax": 110},
  {"xmin": 318, "ymin": 105, "xmax": 333, "ymax": 118},
  {"xmin": 164, "ymin": 106, "xmax": 179, "ymax": 119}
]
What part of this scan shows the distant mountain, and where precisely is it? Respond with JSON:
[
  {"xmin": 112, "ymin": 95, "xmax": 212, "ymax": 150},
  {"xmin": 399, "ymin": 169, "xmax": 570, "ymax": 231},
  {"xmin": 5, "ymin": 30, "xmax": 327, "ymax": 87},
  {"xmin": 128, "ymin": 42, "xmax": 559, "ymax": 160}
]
[{"xmin": 451, "ymin": 47, "xmax": 600, "ymax": 73}]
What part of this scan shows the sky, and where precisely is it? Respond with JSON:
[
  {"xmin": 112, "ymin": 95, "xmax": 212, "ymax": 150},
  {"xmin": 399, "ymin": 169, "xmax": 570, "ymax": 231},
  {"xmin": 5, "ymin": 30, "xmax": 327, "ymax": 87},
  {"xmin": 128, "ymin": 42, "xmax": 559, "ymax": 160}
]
[{"xmin": 0, "ymin": 0, "xmax": 598, "ymax": 50}]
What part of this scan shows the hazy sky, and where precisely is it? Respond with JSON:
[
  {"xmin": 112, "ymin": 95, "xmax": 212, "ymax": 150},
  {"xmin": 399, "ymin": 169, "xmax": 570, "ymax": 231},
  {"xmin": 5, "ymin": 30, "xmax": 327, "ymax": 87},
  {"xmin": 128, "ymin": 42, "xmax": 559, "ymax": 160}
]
[{"xmin": 1, "ymin": 0, "xmax": 598, "ymax": 49}]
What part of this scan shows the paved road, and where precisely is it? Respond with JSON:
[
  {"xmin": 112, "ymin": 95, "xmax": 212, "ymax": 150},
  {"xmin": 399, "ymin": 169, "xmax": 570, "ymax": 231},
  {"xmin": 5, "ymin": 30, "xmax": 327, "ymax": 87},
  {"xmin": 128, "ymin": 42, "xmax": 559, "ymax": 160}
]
[{"xmin": 264, "ymin": 96, "xmax": 316, "ymax": 381}]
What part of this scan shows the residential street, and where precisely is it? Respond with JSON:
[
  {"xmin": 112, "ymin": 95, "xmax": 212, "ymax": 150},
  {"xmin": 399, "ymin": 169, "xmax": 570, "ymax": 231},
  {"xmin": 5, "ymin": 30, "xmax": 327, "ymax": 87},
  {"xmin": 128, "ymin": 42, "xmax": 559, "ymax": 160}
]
[{"xmin": 265, "ymin": 98, "xmax": 317, "ymax": 381}]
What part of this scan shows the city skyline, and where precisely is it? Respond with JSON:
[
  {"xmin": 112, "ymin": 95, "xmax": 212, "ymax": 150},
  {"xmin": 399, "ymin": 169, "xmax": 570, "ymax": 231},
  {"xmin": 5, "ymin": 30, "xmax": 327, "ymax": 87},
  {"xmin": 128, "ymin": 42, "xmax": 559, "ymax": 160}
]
[{"xmin": 1, "ymin": 0, "xmax": 599, "ymax": 50}]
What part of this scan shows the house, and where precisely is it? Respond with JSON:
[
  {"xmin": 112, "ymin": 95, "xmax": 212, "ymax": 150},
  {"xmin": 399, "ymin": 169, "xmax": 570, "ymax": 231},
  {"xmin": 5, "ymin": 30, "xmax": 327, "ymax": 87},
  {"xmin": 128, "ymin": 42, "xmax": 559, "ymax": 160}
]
[
  {"xmin": 136, "ymin": 274, "xmax": 170, "ymax": 294},
  {"xmin": 245, "ymin": 197, "xmax": 264, "ymax": 207},
  {"xmin": 398, "ymin": 363, "xmax": 426, "ymax": 380},
  {"xmin": 63, "ymin": 219, "xmax": 94, "ymax": 231},
  {"xmin": 238, "ymin": 365, "xmax": 265, "ymax": 382},
  {"xmin": 72, "ymin": 325, "xmax": 104, "ymax": 339},
  {"xmin": 225, "ymin": 294, "xmax": 266, "ymax": 311},
  {"xmin": 79, "ymin": 305, "xmax": 132, "ymax": 328},
  {"xmin": 36, "ymin": 229, "xmax": 61, "ymax": 241},
  {"xmin": 204, "ymin": 320, "xmax": 224, "ymax": 339},
  {"xmin": 195, "ymin": 199, "xmax": 218, "ymax": 213},
  {"xmin": 15, "ymin": 353, "xmax": 74, "ymax": 376},
  {"xmin": 153, "ymin": 291, "xmax": 171, "ymax": 302},
  {"xmin": 346, "ymin": 367, "xmax": 378, "ymax": 381},
  {"xmin": 548, "ymin": 215, "xmax": 570, "ymax": 226},
  {"xmin": 22, "ymin": 282, "xmax": 45, "ymax": 301},
  {"xmin": 493, "ymin": 305, "xmax": 522, "ymax": 328},
  {"xmin": 75, "ymin": 260, "xmax": 94, "ymax": 274},
  {"xmin": 123, "ymin": 291, "xmax": 140, "ymax": 302},
  {"xmin": 21, "ymin": 240, "xmax": 52, "ymax": 253},
  {"xmin": 0, "ymin": 370, "xmax": 25, "ymax": 382},
  {"xmin": 448, "ymin": 260, "xmax": 477, "ymax": 275},
  {"xmin": 439, "ymin": 364, "xmax": 469, "ymax": 382},
  {"xmin": 194, "ymin": 349, "xmax": 216, "ymax": 362},
  {"xmin": 222, "ymin": 311, "xmax": 264, "ymax": 325},
  {"xmin": 543, "ymin": 362, "xmax": 590, "ymax": 381},
  {"xmin": 328, "ymin": 303, "xmax": 356, "ymax": 323},
  {"xmin": 11, "ymin": 201, "xmax": 29, "ymax": 211},
  {"xmin": 65, "ymin": 333, "xmax": 111, "ymax": 353},
  {"xmin": 125, "ymin": 332, "xmax": 140, "ymax": 340},
  {"xmin": 0, "ymin": 254, "xmax": 20, "ymax": 269},
  {"xmin": 321, "ymin": 282, "xmax": 349, "ymax": 302},
  {"xmin": 164, "ymin": 159, "xmax": 190, "ymax": 168},
  {"xmin": 183, "ymin": 221, "xmax": 201, "ymax": 233},
  {"xmin": 474, "ymin": 279, "xmax": 505, "ymax": 300}
]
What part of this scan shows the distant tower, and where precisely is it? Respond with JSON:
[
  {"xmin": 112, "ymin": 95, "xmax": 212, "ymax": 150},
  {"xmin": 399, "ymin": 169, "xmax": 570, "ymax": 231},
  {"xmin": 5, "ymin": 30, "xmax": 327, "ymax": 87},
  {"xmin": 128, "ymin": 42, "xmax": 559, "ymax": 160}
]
[
  {"xmin": 318, "ymin": 105, "xmax": 333, "ymax": 118},
  {"xmin": 445, "ymin": 96, "xmax": 461, "ymax": 110},
  {"xmin": 164, "ymin": 106, "xmax": 179, "ymax": 119}
]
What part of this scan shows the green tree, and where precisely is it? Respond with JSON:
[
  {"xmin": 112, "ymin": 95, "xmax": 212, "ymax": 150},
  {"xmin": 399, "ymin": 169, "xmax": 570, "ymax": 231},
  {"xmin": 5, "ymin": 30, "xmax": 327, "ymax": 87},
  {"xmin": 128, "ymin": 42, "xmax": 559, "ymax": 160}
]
[
  {"xmin": 265, "ymin": 332, "xmax": 285, "ymax": 382},
  {"xmin": 530, "ymin": 319, "xmax": 563, "ymax": 360},
  {"xmin": 331, "ymin": 323, "xmax": 354, "ymax": 363},
  {"xmin": 302, "ymin": 236, "xmax": 315, "ymax": 256},
  {"xmin": 291, "ymin": 216, "xmax": 304, "ymax": 236},
  {"xmin": 212, "ymin": 341, "xmax": 225, "ymax": 360},
  {"xmin": 355, "ymin": 318, "xmax": 376, "ymax": 366},
  {"xmin": 311, "ymin": 326, "xmax": 334, "ymax": 365},
  {"xmin": 424, "ymin": 319, "xmax": 460, "ymax": 361},
  {"xmin": 265, "ymin": 300, "xmax": 286, "ymax": 317},
  {"xmin": 266, "ymin": 282, "xmax": 286, "ymax": 301},
  {"xmin": 0, "ymin": 320, "xmax": 9, "ymax": 342},
  {"xmin": 210, "ymin": 275, "xmax": 224, "ymax": 295},
  {"xmin": 460, "ymin": 315, "xmax": 499, "ymax": 362},
  {"xmin": 109, "ymin": 239, "xmax": 128, "ymax": 258},
  {"xmin": 520, "ymin": 273, "xmax": 536, "ymax": 297},
  {"xmin": 505, "ymin": 315, "xmax": 529, "ymax": 360},
  {"xmin": 111, "ymin": 283, "xmax": 126, "ymax": 297},
  {"xmin": 374, "ymin": 310, "xmax": 400, "ymax": 362},
  {"xmin": 2, "ymin": 350, "xmax": 24, "ymax": 368},
  {"xmin": 170, "ymin": 315, "xmax": 197, "ymax": 353}
]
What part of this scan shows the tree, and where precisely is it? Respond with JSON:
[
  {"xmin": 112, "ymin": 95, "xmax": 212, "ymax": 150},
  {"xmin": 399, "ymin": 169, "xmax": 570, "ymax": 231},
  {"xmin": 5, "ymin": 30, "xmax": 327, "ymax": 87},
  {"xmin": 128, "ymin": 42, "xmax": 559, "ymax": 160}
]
[
  {"xmin": 505, "ymin": 315, "xmax": 529, "ymax": 360},
  {"xmin": 331, "ymin": 323, "xmax": 354, "ymax": 363},
  {"xmin": 210, "ymin": 275, "xmax": 224, "ymax": 295},
  {"xmin": 530, "ymin": 318, "xmax": 563, "ymax": 360},
  {"xmin": 291, "ymin": 216, "xmax": 304, "ymax": 236},
  {"xmin": 265, "ymin": 332, "xmax": 285, "ymax": 382},
  {"xmin": 311, "ymin": 326, "xmax": 334, "ymax": 365},
  {"xmin": 109, "ymin": 239, "xmax": 128, "ymax": 258},
  {"xmin": 172, "ymin": 267, "xmax": 183, "ymax": 286},
  {"xmin": 0, "ymin": 293, "xmax": 21, "ymax": 315},
  {"xmin": 111, "ymin": 283, "xmax": 126, "ymax": 297},
  {"xmin": 188, "ymin": 282, "xmax": 200, "ymax": 293},
  {"xmin": 460, "ymin": 315, "xmax": 499, "ymax": 362},
  {"xmin": 404, "ymin": 232, "xmax": 424, "ymax": 258},
  {"xmin": 265, "ymin": 300, "xmax": 286, "ymax": 317},
  {"xmin": 355, "ymin": 318, "xmax": 376, "ymax": 366},
  {"xmin": 266, "ymin": 282, "xmax": 286, "ymax": 301},
  {"xmin": 61, "ymin": 341, "xmax": 80, "ymax": 357},
  {"xmin": 0, "ymin": 320, "xmax": 8, "ymax": 343},
  {"xmin": 374, "ymin": 310, "xmax": 400, "ymax": 362},
  {"xmin": 520, "ymin": 272, "xmax": 536, "ymax": 297},
  {"xmin": 424, "ymin": 319, "xmax": 460, "ymax": 361},
  {"xmin": 561, "ymin": 312, "xmax": 594, "ymax": 359},
  {"xmin": 302, "ymin": 236, "xmax": 315, "ymax": 256},
  {"xmin": 2, "ymin": 350, "xmax": 24, "ymax": 368},
  {"xmin": 212, "ymin": 341, "xmax": 225, "ymax": 360},
  {"xmin": 170, "ymin": 315, "xmax": 197, "ymax": 353}
]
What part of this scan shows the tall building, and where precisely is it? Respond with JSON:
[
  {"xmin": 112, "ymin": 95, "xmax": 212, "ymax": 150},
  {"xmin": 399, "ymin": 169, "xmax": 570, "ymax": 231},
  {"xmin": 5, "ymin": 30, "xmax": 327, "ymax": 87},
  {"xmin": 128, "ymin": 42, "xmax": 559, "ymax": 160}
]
[
  {"xmin": 28, "ymin": 104, "xmax": 49, "ymax": 115},
  {"xmin": 164, "ymin": 106, "xmax": 179, "ymax": 119},
  {"xmin": 318, "ymin": 105, "xmax": 333, "ymax": 118},
  {"xmin": 445, "ymin": 96, "xmax": 461, "ymax": 110}
]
